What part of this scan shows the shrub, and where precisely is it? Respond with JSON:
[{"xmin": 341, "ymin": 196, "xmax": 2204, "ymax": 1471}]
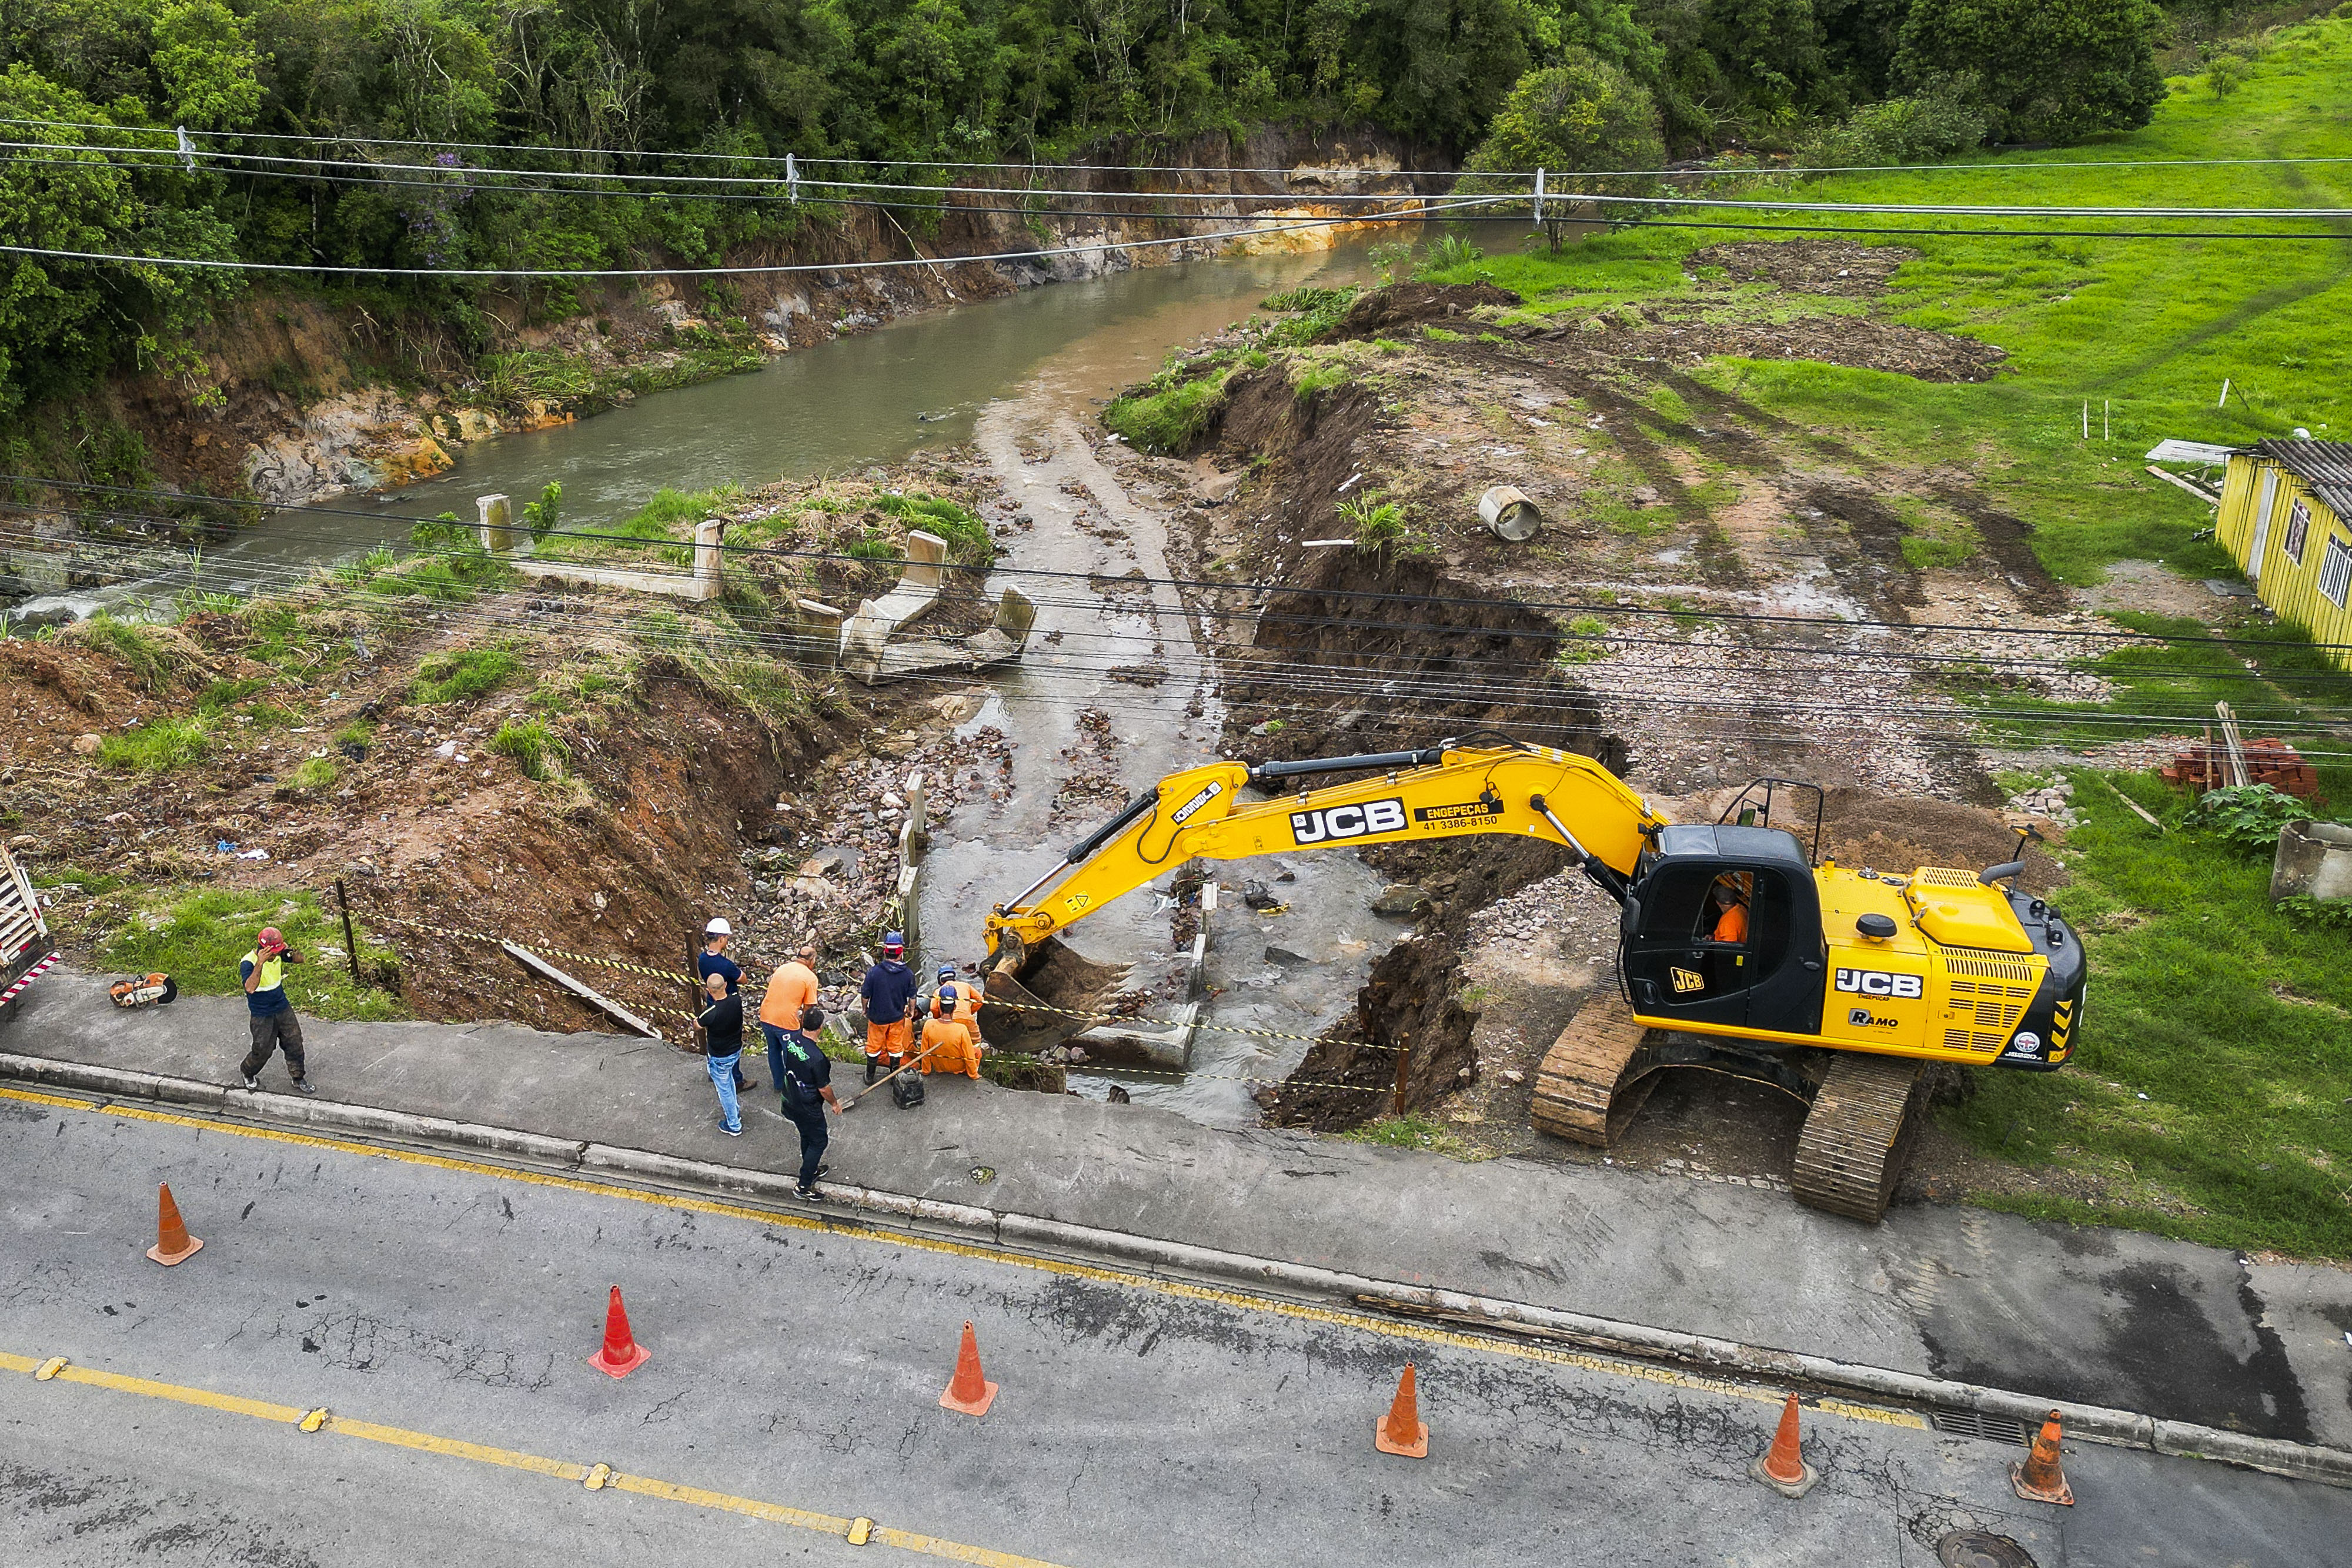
[
  {"xmin": 98, "ymin": 716, "xmax": 212, "ymax": 773},
  {"xmin": 1341, "ymin": 493, "xmax": 1409, "ymax": 551},
  {"xmin": 490, "ymin": 718, "xmax": 567, "ymax": 781},
  {"xmin": 873, "ymin": 492, "xmax": 992, "ymax": 562},
  {"xmin": 1557, "ymin": 614, "xmax": 1611, "ymax": 664},
  {"xmin": 1460, "ymin": 51, "xmax": 1666, "ymax": 206},
  {"xmin": 2180, "ymin": 784, "xmax": 2316, "ymax": 854},
  {"xmin": 285, "ymin": 755, "xmax": 339, "ymax": 793},
  {"xmin": 1105, "ymin": 373, "xmax": 1230, "ymax": 453},
  {"xmin": 1415, "ymin": 232, "xmax": 1486, "ymax": 278},
  {"xmin": 409, "ymin": 513, "xmax": 472, "ymax": 550},
  {"xmin": 522, "ymin": 480, "xmax": 563, "ymax": 541},
  {"xmin": 1292, "ymin": 361, "xmax": 1351, "ymax": 402},
  {"xmin": 411, "ymin": 647, "xmax": 522, "ymax": 704},
  {"xmin": 1797, "ymin": 77, "xmax": 1991, "ymax": 167},
  {"xmin": 1259, "ymin": 286, "xmax": 1359, "ymax": 346}
]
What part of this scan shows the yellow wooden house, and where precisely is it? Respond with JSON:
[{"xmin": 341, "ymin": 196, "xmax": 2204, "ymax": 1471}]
[{"xmin": 2214, "ymin": 439, "xmax": 2352, "ymax": 670}]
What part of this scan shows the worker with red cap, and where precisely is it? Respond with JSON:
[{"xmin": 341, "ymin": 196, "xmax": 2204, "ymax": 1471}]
[
  {"xmin": 858, "ymin": 932, "xmax": 917, "ymax": 1085},
  {"xmin": 237, "ymin": 925, "xmax": 315, "ymax": 1095}
]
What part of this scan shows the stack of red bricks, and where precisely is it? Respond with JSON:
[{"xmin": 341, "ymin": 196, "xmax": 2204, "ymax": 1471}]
[{"xmin": 2159, "ymin": 737, "xmax": 2321, "ymax": 801}]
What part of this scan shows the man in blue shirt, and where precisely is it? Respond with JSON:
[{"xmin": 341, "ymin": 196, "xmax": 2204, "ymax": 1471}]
[
  {"xmin": 237, "ymin": 925, "xmax": 316, "ymax": 1096},
  {"xmin": 860, "ymin": 932, "xmax": 918, "ymax": 1086}
]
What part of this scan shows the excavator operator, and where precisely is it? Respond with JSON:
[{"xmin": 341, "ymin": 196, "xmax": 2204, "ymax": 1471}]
[{"xmin": 1705, "ymin": 874, "xmax": 1750, "ymax": 945}]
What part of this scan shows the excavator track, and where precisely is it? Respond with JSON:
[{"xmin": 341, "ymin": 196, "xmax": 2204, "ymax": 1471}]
[
  {"xmin": 1790, "ymin": 1051, "xmax": 1930, "ymax": 1223},
  {"xmin": 1531, "ymin": 989, "xmax": 1665, "ymax": 1147}
]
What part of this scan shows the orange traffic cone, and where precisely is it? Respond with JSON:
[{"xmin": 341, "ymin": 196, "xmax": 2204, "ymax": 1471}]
[
  {"xmin": 1374, "ymin": 1362, "xmax": 1429, "ymax": 1458},
  {"xmin": 587, "ymin": 1286, "xmax": 651, "ymax": 1379},
  {"xmin": 146, "ymin": 1183, "xmax": 202, "ymax": 1266},
  {"xmin": 1750, "ymin": 1392, "xmax": 1818, "ymax": 1497},
  {"xmin": 2010, "ymin": 1410, "xmax": 2074, "ymax": 1506},
  {"xmin": 940, "ymin": 1321, "xmax": 999, "ymax": 1416}
]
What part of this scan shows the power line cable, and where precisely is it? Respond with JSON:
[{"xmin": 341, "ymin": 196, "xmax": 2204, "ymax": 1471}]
[
  {"xmin": 7, "ymin": 113, "xmax": 2352, "ymax": 180},
  {"xmin": 17, "ymin": 474, "xmax": 2348, "ymax": 655}
]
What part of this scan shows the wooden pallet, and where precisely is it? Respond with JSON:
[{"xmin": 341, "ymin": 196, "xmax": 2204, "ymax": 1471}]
[{"xmin": 1790, "ymin": 1051, "xmax": 1929, "ymax": 1223}]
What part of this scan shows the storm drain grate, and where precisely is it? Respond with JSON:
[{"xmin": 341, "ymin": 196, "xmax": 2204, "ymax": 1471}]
[
  {"xmin": 1936, "ymin": 1529, "xmax": 2038, "ymax": 1568},
  {"xmin": 1929, "ymin": 1409, "xmax": 2032, "ymax": 1445}
]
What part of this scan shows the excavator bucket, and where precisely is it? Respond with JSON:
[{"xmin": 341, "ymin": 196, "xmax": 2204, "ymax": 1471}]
[{"xmin": 978, "ymin": 931, "xmax": 1128, "ymax": 1056}]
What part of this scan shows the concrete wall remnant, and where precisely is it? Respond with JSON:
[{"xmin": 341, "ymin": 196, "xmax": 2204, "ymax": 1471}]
[
  {"xmin": 2272, "ymin": 820, "xmax": 2352, "ymax": 904},
  {"xmin": 477, "ymin": 493, "xmax": 516, "ymax": 553}
]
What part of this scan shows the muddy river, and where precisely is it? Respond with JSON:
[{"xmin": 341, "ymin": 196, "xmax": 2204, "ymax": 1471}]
[{"xmin": 77, "ymin": 240, "xmax": 1408, "ymax": 1128}]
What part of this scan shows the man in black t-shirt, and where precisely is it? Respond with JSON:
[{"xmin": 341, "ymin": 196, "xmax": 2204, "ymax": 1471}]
[
  {"xmin": 697, "ymin": 971, "xmax": 747, "ymax": 1138},
  {"xmin": 776, "ymin": 1009, "xmax": 840, "ymax": 1199},
  {"xmin": 697, "ymin": 917, "xmax": 749, "ymax": 1092}
]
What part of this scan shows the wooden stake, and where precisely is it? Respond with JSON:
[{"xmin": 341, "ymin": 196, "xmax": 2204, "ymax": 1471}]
[
  {"xmin": 1391, "ymin": 1031, "xmax": 1413, "ymax": 1116},
  {"xmin": 334, "ymin": 879, "xmax": 361, "ymax": 984}
]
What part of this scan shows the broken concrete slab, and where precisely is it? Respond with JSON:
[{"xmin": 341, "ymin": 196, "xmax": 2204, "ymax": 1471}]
[{"xmin": 857, "ymin": 584, "xmax": 1038, "ymax": 686}]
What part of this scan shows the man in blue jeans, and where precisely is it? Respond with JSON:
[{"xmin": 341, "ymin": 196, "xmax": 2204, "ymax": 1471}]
[{"xmin": 696, "ymin": 970, "xmax": 747, "ymax": 1137}]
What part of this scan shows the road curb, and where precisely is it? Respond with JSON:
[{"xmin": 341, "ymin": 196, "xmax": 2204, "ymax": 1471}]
[{"xmin": 7, "ymin": 1048, "xmax": 2347, "ymax": 1489}]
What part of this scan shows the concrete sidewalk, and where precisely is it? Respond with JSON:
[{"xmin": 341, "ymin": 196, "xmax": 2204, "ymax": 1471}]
[{"xmin": 7, "ymin": 968, "xmax": 2347, "ymax": 1450}]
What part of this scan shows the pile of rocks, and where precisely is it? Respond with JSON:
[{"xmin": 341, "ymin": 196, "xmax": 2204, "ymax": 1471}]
[
  {"xmin": 729, "ymin": 723, "xmax": 1015, "ymax": 964},
  {"xmin": 2004, "ymin": 774, "xmax": 2082, "ymax": 829}
]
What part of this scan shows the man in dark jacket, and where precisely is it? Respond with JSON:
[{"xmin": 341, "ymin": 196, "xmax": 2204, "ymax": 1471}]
[{"xmin": 858, "ymin": 932, "xmax": 917, "ymax": 1085}]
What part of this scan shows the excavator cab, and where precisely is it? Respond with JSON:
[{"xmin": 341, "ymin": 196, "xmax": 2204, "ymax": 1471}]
[{"xmin": 1619, "ymin": 825, "xmax": 1825, "ymax": 1039}]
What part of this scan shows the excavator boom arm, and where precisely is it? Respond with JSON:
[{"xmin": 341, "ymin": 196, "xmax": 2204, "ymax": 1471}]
[{"xmin": 987, "ymin": 743, "xmax": 1665, "ymax": 955}]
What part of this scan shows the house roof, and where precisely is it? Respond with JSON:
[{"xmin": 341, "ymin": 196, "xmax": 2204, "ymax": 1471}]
[{"xmin": 2253, "ymin": 439, "xmax": 2352, "ymax": 517}]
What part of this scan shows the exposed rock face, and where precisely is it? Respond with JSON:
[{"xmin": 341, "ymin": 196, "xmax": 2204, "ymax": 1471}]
[{"xmin": 239, "ymin": 391, "xmax": 465, "ymax": 504}]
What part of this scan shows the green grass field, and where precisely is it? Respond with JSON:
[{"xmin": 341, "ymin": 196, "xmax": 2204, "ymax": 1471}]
[
  {"xmin": 1945, "ymin": 775, "xmax": 2352, "ymax": 1258},
  {"xmin": 1435, "ymin": 15, "xmax": 2352, "ymax": 587}
]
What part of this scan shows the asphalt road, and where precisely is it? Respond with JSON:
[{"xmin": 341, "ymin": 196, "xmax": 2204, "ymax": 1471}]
[{"xmin": 1, "ymin": 1088, "xmax": 2340, "ymax": 1567}]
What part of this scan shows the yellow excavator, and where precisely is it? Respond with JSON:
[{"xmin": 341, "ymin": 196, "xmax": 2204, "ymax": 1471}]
[{"xmin": 981, "ymin": 737, "xmax": 2082, "ymax": 1222}]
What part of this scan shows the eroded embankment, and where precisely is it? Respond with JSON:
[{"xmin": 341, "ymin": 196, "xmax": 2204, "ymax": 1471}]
[{"xmin": 2, "ymin": 453, "xmax": 1020, "ymax": 1045}]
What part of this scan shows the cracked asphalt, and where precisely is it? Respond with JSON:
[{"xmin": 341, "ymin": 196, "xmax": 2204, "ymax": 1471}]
[{"xmin": 1, "ymin": 1095, "xmax": 2341, "ymax": 1567}]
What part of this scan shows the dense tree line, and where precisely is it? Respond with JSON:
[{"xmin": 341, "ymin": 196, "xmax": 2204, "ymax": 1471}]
[{"xmin": 0, "ymin": 0, "xmax": 2178, "ymax": 420}]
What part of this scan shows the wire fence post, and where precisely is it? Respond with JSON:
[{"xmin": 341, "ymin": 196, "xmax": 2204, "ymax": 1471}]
[
  {"xmin": 333, "ymin": 879, "xmax": 360, "ymax": 985},
  {"xmin": 1391, "ymin": 1030, "xmax": 1412, "ymax": 1115}
]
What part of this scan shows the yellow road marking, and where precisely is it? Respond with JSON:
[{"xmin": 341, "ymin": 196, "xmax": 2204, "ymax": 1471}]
[
  {"xmin": 14, "ymin": 1345, "xmax": 1075, "ymax": 1566},
  {"xmin": 2, "ymin": 1083, "xmax": 1925, "ymax": 1431}
]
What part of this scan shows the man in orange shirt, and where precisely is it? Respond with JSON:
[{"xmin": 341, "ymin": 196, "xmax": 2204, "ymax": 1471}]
[
  {"xmin": 760, "ymin": 944, "xmax": 822, "ymax": 1100},
  {"xmin": 919, "ymin": 965, "xmax": 984, "ymax": 1079},
  {"xmin": 1708, "ymin": 877, "xmax": 1749, "ymax": 944}
]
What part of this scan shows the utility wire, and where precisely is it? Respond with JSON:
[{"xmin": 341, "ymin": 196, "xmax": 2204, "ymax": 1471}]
[
  {"xmin": 10, "ymin": 136, "xmax": 2352, "ymax": 219},
  {"xmin": 16, "ymin": 474, "xmax": 2348, "ymax": 656},
  {"xmin": 0, "ymin": 195, "xmax": 1504, "ymax": 279},
  {"xmin": 7, "ymin": 113, "xmax": 2352, "ymax": 180}
]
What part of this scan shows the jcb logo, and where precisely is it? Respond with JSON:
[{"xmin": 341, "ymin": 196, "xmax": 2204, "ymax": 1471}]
[
  {"xmin": 1670, "ymin": 966, "xmax": 1704, "ymax": 994},
  {"xmin": 1291, "ymin": 797, "xmax": 1406, "ymax": 845},
  {"xmin": 1170, "ymin": 780, "xmax": 1224, "ymax": 826},
  {"xmin": 1835, "ymin": 968, "xmax": 1922, "ymax": 999}
]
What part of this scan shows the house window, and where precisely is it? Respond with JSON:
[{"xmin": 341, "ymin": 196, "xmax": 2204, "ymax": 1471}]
[
  {"xmin": 2283, "ymin": 499, "xmax": 2310, "ymax": 564},
  {"xmin": 2321, "ymin": 533, "xmax": 2352, "ymax": 610}
]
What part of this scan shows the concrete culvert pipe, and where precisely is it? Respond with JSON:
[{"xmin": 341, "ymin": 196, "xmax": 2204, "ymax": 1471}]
[
  {"xmin": 2271, "ymin": 820, "xmax": 2352, "ymax": 904},
  {"xmin": 1479, "ymin": 486, "xmax": 1542, "ymax": 541}
]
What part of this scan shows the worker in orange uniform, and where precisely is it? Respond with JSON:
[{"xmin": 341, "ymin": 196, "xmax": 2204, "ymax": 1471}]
[
  {"xmin": 858, "ymin": 932, "xmax": 918, "ymax": 1085},
  {"xmin": 918, "ymin": 965, "xmax": 984, "ymax": 1079},
  {"xmin": 760, "ymin": 943, "xmax": 822, "ymax": 1101},
  {"xmin": 1707, "ymin": 875, "xmax": 1749, "ymax": 944}
]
